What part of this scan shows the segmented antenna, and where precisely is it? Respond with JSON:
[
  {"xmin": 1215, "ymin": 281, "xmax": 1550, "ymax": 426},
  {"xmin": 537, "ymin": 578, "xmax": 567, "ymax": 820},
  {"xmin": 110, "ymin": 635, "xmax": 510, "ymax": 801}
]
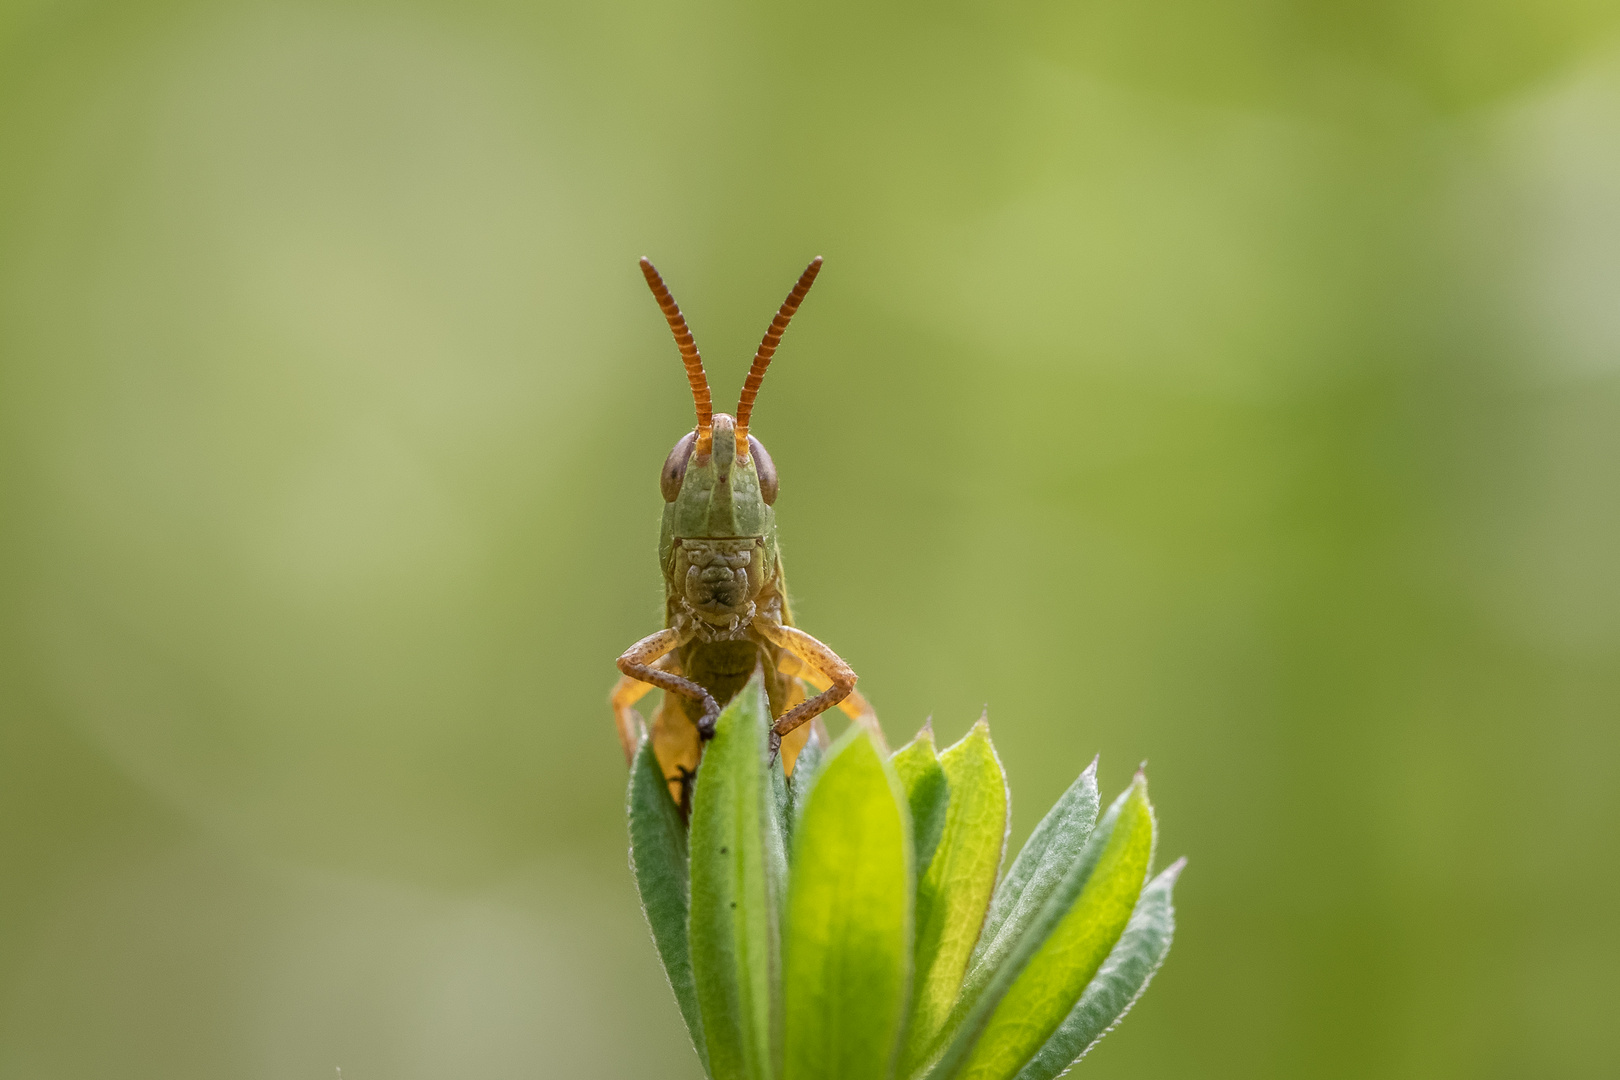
[
  {"xmin": 640, "ymin": 257, "xmax": 714, "ymax": 455},
  {"xmin": 735, "ymin": 256, "xmax": 822, "ymax": 458}
]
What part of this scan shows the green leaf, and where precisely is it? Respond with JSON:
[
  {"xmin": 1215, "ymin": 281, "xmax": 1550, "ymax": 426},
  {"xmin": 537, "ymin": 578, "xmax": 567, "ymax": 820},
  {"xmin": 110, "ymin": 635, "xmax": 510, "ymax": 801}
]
[
  {"xmin": 934, "ymin": 775, "xmax": 1156, "ymax": 1080},
  {"xmin": 770, "ymin": 752, "xmax": 792, "ymax": 853},
  {"xmin": 782, "ymin": 727, "xmax": 914, "ymax": 1080},
  {"xmin": 973, "ymin": 759, "xmax": 1099, "ymax": 974},
  {"xmin": 688, "ymin": 674, "xmax": 778, "ymax": 1080},
  {"xmin": 767, "ymin": 750, "xmax": 792, "ymax": 933},
  {"xmin": 1013, "ymin": 858, "xmax": 1183, "ymax": 1080},
  {"xmin": 890, "ymin": 722, "xmax": 950, "ymax": 874},
  {"xmin": 787, "ymin": 734, "xmax": 825, "ymax": 842},
  {"xmin": 901, "ymin": 719, "xmax": 1009, "ymax": 1075},
  {"xmin": 627, "ymin": 738, "xmax": 710, "ymax": 1077}
]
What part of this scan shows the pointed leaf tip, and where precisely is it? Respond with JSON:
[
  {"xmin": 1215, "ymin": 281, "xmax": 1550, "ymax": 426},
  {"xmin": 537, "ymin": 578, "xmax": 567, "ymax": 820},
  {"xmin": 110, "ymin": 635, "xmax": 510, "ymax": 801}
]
[
  {"xmin": 902, "ymin": 719, "xmax": 1009, "ymax": 1074},
  {"xmin": 892, "ymin": 725, "xmax": 950, "ymax": 879}
]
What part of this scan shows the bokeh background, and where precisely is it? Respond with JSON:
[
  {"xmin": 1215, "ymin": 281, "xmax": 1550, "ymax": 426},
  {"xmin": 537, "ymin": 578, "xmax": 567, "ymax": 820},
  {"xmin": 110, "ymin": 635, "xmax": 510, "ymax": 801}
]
[{"xmin": 1, "ymin": 0, "xmax": 1617, "ymax": 1076}]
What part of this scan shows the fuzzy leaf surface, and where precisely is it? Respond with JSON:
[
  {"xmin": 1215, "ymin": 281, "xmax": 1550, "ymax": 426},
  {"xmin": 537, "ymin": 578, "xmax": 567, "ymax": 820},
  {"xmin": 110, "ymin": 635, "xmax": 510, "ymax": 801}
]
[
  {"xmin": 901, "ymin": 720, "xmax": 1008, "ymax": 1074},
  {"xmin": 770, "ymin": 753, "xmax": 792, "ymax": 854},
  {"xmin": 766, "ymin": 752, "xmax": 791, "ymax": 928},
  {"xmin": 921, "ymin": 777, "xmax": 1152, "ymax": 1080},
  {"xmin": 973, "ymin": 760, "xmax": 1099, "ymax": 973},
  {"xmin": 1014, "ymin": 858, "xmax": 1183, "ymax": 1080},
  {"xmin": 950, "ymin": 777, "xmax": 1155, "ymax": 1080},
  {"xmin": 688, "ymin": 675, "xmax": 777, "ymax": 1080},
  {"xmin": 787, "ymin": 735, "xmax": 824, "ymax": 844},
  {"xmin": 782, "ymin": 728, "xmax": 914, "ymax": 1080},
  {"xmin": 628, "ymin": 738, "xmax": 709, "ymax": 1076}
]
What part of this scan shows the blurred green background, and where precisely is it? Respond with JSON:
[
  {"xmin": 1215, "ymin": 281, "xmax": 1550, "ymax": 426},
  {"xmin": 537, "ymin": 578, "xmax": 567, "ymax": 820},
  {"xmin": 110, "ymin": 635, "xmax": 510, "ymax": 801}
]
[{"xmin": 1, "ymin": 0, "xmax": 1617, "ymax": 1076}]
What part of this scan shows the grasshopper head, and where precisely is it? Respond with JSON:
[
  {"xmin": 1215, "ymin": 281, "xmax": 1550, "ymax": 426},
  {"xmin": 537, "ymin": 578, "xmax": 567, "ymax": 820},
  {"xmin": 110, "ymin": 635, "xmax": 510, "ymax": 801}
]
[
  {"xmin": 662, "ymin": 414, "xmax": 779, "ymax": 627},
  {"xmin": 661, "ymin": 412, "xmax": 777, "ymax": 540},
  {"xmin": 640, "ymin": 255, "xmax": 819, "ymax": 560}
]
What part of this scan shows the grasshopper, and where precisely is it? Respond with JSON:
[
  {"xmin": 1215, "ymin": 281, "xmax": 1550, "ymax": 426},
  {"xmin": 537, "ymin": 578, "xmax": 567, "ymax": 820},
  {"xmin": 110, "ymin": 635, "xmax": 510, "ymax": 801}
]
[{"xmin": 610, "ymin": 256, "xmax": 876, "ymax": 808}]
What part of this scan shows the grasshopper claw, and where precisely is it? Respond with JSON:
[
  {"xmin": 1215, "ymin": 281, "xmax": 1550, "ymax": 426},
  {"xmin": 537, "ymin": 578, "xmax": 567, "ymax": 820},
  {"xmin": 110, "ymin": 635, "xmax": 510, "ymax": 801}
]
[
  {"xmin": 767, "ymin": 730, "xmax": 782, "ymax": 765},
  {"xmin": 697, "ymin": 694, "xmax": 720, "ymax": 740}
]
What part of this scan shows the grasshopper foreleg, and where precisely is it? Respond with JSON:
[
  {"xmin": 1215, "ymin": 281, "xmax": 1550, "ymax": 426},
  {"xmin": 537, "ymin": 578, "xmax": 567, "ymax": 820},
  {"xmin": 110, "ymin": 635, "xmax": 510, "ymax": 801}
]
[
  {"xmin": 777, "ymin": 648, "xmax": 878, "ymax": 727},
  {"xmin": 608, "ymin": 652, "xmax": 683, "ymax": 764},
  {"xmin": 753, "ymin": 619, "xmax": 859, "ymax": 757},
  {"xmin": 616, "ymin": 628, "xmax": 721, "ymax": 742}
]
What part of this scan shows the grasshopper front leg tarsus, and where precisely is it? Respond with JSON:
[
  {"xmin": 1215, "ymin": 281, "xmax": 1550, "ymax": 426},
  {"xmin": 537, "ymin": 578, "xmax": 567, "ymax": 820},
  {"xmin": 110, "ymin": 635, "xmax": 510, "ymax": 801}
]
[{"xmin": 616, "ymin": 628, "xmax": 720, "ymax": 740}]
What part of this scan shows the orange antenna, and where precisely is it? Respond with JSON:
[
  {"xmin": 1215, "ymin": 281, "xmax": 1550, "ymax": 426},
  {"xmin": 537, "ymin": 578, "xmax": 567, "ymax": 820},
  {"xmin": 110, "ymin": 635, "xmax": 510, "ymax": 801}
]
[
  {"xmin": 736, "ymin": 256, "xmax": 822, "ymax": 458},
  {"xmin": 641, "ymin": 257, "xmax": 714, "ymax": 454}
]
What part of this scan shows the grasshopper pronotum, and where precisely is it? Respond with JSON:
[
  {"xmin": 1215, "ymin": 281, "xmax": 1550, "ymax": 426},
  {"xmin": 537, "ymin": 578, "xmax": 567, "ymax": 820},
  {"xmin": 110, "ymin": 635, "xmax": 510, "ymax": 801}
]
[{"xmin": 610, "ymin": 256, "xmax": 876, "ymax": 809}]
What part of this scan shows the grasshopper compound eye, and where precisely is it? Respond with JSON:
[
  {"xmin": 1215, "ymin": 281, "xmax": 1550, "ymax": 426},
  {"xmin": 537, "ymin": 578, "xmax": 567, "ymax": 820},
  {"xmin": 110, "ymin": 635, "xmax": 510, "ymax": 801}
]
[
  {"xmin": 748, "ymin": 435, "xmax": 778, "ymax": 505},
  {"xmin": 661, "ymin": 431, "xmax": 697, "ymax": 502}
]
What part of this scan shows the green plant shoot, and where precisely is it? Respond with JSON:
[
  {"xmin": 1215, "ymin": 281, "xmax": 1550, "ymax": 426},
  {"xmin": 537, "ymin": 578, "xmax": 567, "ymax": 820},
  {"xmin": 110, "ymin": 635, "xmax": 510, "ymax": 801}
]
[{"xmin": 626, "ymin": 675, "xmax": 1185, "ymax": 1080}]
